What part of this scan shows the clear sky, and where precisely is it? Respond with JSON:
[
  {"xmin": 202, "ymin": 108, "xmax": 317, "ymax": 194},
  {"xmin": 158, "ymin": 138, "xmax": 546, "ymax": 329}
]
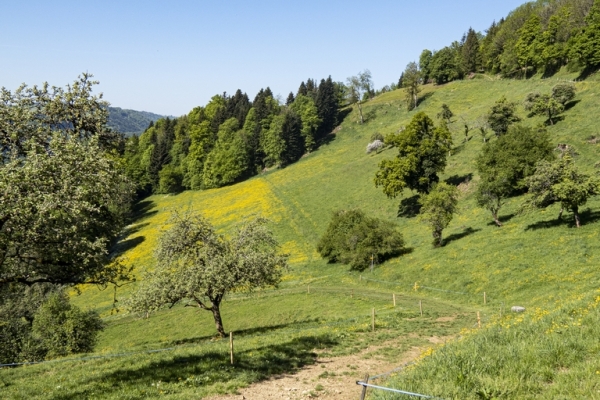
[{"xmin": 1, "ymin": 1, "xmax": 527, "ymax": 116}]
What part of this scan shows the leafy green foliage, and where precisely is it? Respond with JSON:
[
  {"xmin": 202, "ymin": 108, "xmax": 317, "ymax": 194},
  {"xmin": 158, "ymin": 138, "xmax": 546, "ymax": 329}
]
[
  {"xmin": 486, "ymin": 96, "xmax": 521, "ymax": 136},
  {"xmin": 316, "ymin": 209, "xmax": 405, "ymax": 271},
  {"xmin": 552, "ymin": 83, "xmax": 576, "ymax": 105},
  {"xmin": 402, "ymin": 62, "xmax": 420, "ymax": 110},
  {"xmin": 202, "ymin": 118, "xmax": 249, "ymax": 188},
  {"xmin": 28, "ymin": 292, "xmax": 104, "ymax": 359},
  {"xmin": 437, "ymin": 104, "xmax": 454, "ymax": 123},
  {"xmin": 375, "ymin": 112, "xmax": 452, "ymax": 196},
  {"xmin": 0, "ymin": 75, "xmax": 133, "ymax": 290},
  {"xmin": 570, "ymin": 0, "xmax": 600, "ymax": 68},
  {"xmin": 418, "ymin": 182, "xmax": 459, "ymax": 247},
  {"xmin": 525, "ymin": 153, "xmax": 600, "ymax": 227},
  {"xmin": 128, "ymin": 212, "xmax": 287, "ymax": 337}
]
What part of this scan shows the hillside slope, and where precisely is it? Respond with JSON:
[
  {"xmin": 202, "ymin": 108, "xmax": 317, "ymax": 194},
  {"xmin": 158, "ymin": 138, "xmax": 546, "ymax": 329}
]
[{"xmin": 78, "ymin": 71, "xmax": 600, "ymax": 312}]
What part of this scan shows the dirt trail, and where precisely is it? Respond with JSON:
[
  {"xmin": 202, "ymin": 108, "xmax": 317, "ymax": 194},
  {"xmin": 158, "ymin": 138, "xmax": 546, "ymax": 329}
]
[{"xmin": 205, "ymin": 336, "xmax": 443, "ymax": 400}]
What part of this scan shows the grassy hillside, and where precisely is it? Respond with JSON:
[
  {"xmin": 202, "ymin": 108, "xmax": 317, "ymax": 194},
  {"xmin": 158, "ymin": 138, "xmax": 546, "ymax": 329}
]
[{"xmin": 3, "ymin": 71, "xmax": 600, "ymax": 398}]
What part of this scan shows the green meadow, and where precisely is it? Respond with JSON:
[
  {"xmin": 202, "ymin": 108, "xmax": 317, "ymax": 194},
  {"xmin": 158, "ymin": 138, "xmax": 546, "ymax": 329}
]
[{"xmin": 2, "ymin": 70, "xmax": 600, "ymax": 398}]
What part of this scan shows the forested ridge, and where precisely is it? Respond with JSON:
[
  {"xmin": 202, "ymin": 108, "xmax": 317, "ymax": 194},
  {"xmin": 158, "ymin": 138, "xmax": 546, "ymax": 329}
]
[
  {"xmin": 123, "ymin": 0, "xmax": 600, "ymax": 199},
  {"xmin": 123, "ymin": 77, "xmax": 341, "ymax": 196},
  {"xmin": 107, "ymin": 107, "xmax": 166, "ymax": 137}
]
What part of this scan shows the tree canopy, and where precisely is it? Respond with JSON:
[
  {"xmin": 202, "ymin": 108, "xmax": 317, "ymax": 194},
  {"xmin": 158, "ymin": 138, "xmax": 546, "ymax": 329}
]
[
  {"xmin": 375, "ymin": 112, "xmax": 452, "ymax": 197},
  {"xmin": 128, "ymin": 213, "xmax": 287, "ymax": 337}
]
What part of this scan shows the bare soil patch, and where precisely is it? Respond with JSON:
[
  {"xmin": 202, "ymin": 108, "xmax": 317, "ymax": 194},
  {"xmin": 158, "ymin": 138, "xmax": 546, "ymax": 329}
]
[{"xmin": 205, "ymin": 335, "xmax": 442, "ymax": 400}]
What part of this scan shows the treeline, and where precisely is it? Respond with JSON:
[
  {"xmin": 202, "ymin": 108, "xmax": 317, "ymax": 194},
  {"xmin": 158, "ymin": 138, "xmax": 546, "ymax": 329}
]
[
  {"xmin": 416, "ymin": 0, "xmax": 600, "ymax": 84},
  {"xmin": 107, "ymin": 107, "xmax": 165, "ymax": 137},
  {"xmin": 124, "ymin": 77, "xmax": 341, "ymax": 196}
]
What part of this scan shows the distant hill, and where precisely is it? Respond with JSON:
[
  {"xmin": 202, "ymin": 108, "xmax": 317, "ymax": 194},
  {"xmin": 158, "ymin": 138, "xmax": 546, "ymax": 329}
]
[{"xmin": 107, "ymin": 107, "xmax": 167, "ymax": 136}]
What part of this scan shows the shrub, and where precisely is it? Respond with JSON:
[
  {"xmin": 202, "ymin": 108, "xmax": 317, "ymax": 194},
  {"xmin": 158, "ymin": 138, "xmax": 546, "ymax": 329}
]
[
  {"xmin": 29, "ymin": 292, "xmax": 104, "ymax": 359},
  {"xmin": 316, "ymin": 209, "xmax": 405, "ymax": 271},
  {"xmin": 370, "ymin": 132, "xmax": 384, "ymax": 142},
  {"xmin": 366, "ymin": 140, "xmax": 384, "ymax": 154},
  {"xmin": 551, "ymin": 83, "xmax": 576, "ymax": 105}
]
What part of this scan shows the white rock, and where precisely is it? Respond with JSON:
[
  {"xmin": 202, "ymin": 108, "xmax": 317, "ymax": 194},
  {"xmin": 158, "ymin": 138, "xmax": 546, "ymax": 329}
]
[{"xmin": 511, "ymin": 306, "xmax": 526, "ymax": 313}]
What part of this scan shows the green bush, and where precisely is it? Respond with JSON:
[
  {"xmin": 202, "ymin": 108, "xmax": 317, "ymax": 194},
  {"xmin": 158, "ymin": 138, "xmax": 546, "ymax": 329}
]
[
  {"xmin": 316, "ymin": 209, "xmax": 405, "ymax": 271},
  {"xmin": 29, "ymin": 292, "xmax": 104, "ymax": 359}
]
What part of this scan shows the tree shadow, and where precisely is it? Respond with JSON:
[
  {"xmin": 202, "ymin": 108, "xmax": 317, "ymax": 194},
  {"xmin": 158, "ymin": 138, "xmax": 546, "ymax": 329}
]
[
  {"xmin": 130, "ymin": 200, "xmax": 158, "ymax": 223},
  {"xmin": 417, "ymin": 92, "xmax": 434, "ymax": 107},
  {"xmin": 525, "ymin": 209, "xmax": 600, "ymax": 230},
  {"xmin": 110, "ymin": 236, "xmax": 145, "ymax": 257},
  {"xmin": 563, "ymin": 99, "xmax": 581, "ymax": 112},
  {"xmin": 443, "ymin": 227, "xmax": 481, "ymax": 247},
  {"xmin": 52, "ymin": 334, "xmax": 338, "ymax": 400},
  {"xmin": 167, "ymin": 320, "xmax": 320, "ymax": 346},
  {"xmin": 315, "ymin": 133, "xmax": 336, "ymax": 148},
  {"xmin": 397, "ymin": 195, "xmax": 422, "ymax": 218},
  {"xmin": 486, "ymin": 213, "xmax": 516, "ymax": 226},
  {"xmin": 337, "ymin": 107, "xmax": 352, "ymax": 124},
  {"xmin": 444, "ymin": 173, "xmax": 473, "ymax": 186},
  {"xmin": 576, "ymin": 65, "xmax": 598, "ymax": 81}
]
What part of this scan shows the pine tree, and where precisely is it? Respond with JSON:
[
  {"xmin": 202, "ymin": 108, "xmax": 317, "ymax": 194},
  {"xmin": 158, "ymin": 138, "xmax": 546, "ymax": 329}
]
[
  {"xmin": 297, "ymin": 81, "xmax": 308, "ymax": 97},
  {"xmin": 462, "ymin": 28, "xmax": 481, "ymax": 73},
  {"xmin": 315, "ymin": 76, "xmax": 339, "ymax": 139},
  {"xmin": 286, "ymin": 92, "xmax": 295, "ymax": 105}
]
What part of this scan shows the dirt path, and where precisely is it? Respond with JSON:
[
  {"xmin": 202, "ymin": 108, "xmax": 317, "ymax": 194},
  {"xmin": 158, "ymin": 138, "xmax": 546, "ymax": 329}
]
[{"xmin": 205, "ymin": 336, "xmax": 443, "ymax": 400}]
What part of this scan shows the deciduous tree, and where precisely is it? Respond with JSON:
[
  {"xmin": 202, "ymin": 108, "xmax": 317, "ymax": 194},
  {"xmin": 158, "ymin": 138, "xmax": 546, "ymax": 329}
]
[
  {"xmin": 128, "ymin": 213, "xmax": 287, "ymax": 337},
  {"xmin": 418, "ymin": 183, "xmax": 459, "ymax": 247}
]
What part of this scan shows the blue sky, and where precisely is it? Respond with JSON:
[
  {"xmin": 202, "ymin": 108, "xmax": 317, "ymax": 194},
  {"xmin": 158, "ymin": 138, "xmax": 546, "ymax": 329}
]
[{"xmin": 1, "ymin": 1, "xmax": 527, "ymax": 115}]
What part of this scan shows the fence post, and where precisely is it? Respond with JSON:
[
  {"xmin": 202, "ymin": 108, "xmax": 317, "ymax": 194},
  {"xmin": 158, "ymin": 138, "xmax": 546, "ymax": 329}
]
[
  {"xmin": 484, "ymin": 291, "xmax": 487, "ymax": 305},
  {"xmin": 372, "ymin": 308, "xmax": 375, "ymax": 332},
  {"xmin": 393, "ymin": 294, "xmax": 396, "ymax": 307},
  {"xmin": 351, "ymin": 289, "xmax": 354, "ymax": 299},
  {"xmin": 230, "ymin": 332, "xmax": 234, "ymax": 364},
  {"xmin": 477, "ymin": 311, "xmax": 481, "ymax": 328},
  {"xmin": 307, "ymin": 285, "xmax": 310, "ymax": 294},
  {"xmin": 419, "ymin": 300, "xmax": 423, "ymax": 316},
  {"xmin": 359, "ymin": 374, "xmax": 369, "ymax": 400}
]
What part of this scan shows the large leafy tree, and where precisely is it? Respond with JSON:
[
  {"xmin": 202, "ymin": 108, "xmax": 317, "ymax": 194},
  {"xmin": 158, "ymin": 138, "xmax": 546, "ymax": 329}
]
[
  {"xmin": 375, "ymin": 112, "xmax": 452, "ymax": 197},
  {"xmin": 571, "ymin": 0, "xmax": 600, "ymax": 69},
  {"xmin": 476, "ymin": 126, "xmax": 554, "ymax": 225},
  {"xmin": 525, "ymin": 153, "xmax": 600, "ymax": 228},
  {"xmin": 346, "ymin": 70, "xmax": 373, "ymax": 124},
  {"xmin": 0, "ymin": 74, "xmax": 133, "ymax": 289},
  {"xmin": 202, "ymin": 118, "xmax": 249, "ymax": 188},
  {"xmin": 128, "ymin": 213, "xmax": 287, "ymax": 337},
  {"xmin": 418, "ymin": 182, "xmax": 459, "ymax": 247}
]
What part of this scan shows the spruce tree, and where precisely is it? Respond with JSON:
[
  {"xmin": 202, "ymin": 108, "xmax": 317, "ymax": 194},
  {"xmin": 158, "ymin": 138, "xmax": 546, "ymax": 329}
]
[
  {"xmin": 316, "ymin": 76, "xmax": 338, "ymax": 139},
  {"xmin": 286, "ymin": 92, "xmax": 295, "ymax": 105},
  {"xmin": 462, "ymin": 28, "xmax": 480, "ymax": 73}
]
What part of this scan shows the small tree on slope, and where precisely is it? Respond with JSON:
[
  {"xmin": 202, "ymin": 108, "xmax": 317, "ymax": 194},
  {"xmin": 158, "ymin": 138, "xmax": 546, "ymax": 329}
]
[{"xmin": 128, "ymin": 212, "xmax": 287, "ymax": 337}]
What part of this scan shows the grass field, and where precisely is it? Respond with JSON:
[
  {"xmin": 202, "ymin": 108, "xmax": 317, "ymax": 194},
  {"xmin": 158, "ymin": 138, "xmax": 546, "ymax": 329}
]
[{"xmin": 3, "ymin": 70, "xmax": 600, "ymax": 398}]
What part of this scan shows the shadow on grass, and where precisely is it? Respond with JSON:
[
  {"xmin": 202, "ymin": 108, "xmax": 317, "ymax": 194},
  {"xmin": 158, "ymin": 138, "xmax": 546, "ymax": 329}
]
[
  {"xmin": 417, "ymin": 91, "xmax": 434, "ymax": 107},
  {"xmin": 398, "ymin": 195, "xmax": 421, "ymax": 218},
  {"xmin": 168, "ymin": 320, "xmax": 320, "ymax": 346},
  {"xmin": 525, "ymin": 209, "xmax": 600, "ymax": 230},
  {"xmin": 444, "ymin": 173, "xmax": 473, "ymax": 186},
  {"xmin": 564, "ymin": 99, "xmax": 581, "ymax": 112},
  {"xmin": 110, "ymin": 236, "xmax": 145, "ymax": 256},
  {"xmin": 443, "ymin": 227, "xmax": 481, "ymax": 246},
  {"xmin": 52, "ymin": 334, "xmax": 337, "ymax": 400},
  {"xmin": 486, "ymin": 213, "xmax": 516, "ymax": 226},
  {"xmin": 130, "ymin": 200, "xmax": 158, "ymax": 222}
]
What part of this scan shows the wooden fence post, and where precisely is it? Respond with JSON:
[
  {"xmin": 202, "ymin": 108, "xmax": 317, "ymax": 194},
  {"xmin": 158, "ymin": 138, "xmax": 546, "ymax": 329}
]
[
  {"xmin": 359, "ymin": 374, "xmax": 369, "ymax": 400},
  {"xmin": 393, "ymin": 294, "xmax": 396, "ymax": 307},
  {"xmin": 230, "ymin": 332, "xmax": 234, "ymax": 364},
  {"xmin": 419, "ymin": 300, "xmax": 423, "ymax": 317},
  {"xmin": 372, "ymin": 308, "xmax": 375, "ymax": 332},
  {"xmin": 484, "ymin": 291, "xmax": 487, "ymax": 305},
  {"xmin": 477, "ymin": 311, "xmax": 481, "ymax": 328},
  {"xmin": 307, "ymin": 285, "xmax": 310, "ymax": 294}
]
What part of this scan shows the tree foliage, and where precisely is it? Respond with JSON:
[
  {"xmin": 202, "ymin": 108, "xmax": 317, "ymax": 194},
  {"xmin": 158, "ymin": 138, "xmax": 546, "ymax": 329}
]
[
  {"xmin": 316, "ymin": 209, "xmax": 405, "ymax": 271},
  {"xmin": 486, "ymin": 96, "xmax": 521, "ymax": 136},
  {"xmin": 476, "ymin": 126, "xmax": 554, "ymax": 225},
  {"xmin": 375, "ymin": 112, "xmax": 452, "ymax": 197},
  {"xmin": 418, "ymin": 183, "xmax": 459, "ymax": 247},
  {"xmin": 402, "ymin": 62, "xmax": 421, "ymax": 110},
  {"xmin": 128, "ymin": 212, "xmax": 287, "ymax": 337},
  {"xmin": 525, "ymin": 153, "xmax": 600, "ymax": 227}
]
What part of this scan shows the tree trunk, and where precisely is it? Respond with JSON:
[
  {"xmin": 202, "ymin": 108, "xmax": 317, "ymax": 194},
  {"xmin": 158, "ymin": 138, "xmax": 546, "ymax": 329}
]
[
  {"xmin": 357, "ymin": 102, "xmax": 364, "ymax": 124},
  {"xmin": 433, "ymin": 230, "xmax": 443, "ymax": 247},
  {"xmin": 573, "ymin": 206, "xmax": 581, "ymax": 228},
  {"xmin": 492, "ymin": 210, "xmax": 503, "ymax": 227},
  {"xmin": 558, "ymin": 207, "xmax": 564, "ymax": 220},
  {"xmin": 413, "ymin": 92, "xmax": 418, "ymax": 109},
  {"xmin": 211, "ymin": 300, "xmax": 226, "ymax": 337}
]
